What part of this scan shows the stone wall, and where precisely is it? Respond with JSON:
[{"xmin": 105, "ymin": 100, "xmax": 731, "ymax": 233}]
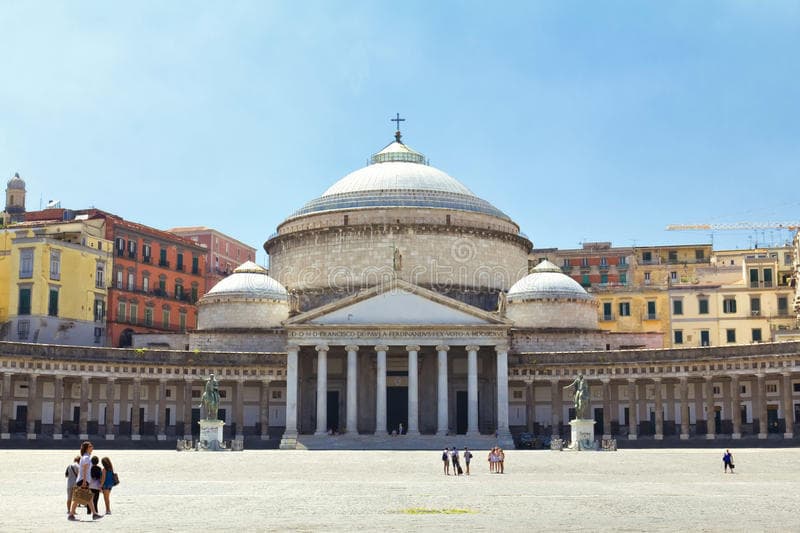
[
  {"xmin": 507, "ymin": 300, "xmax": 598, "ymax": 330},
  {"xmin": 198, "ymin": 299, "xmax": 289, "ymax": 329},
  {"xmin": 188, "ymin": 330, "xmax": 286, "ymax": 353},
  {"xmin": 511, "ymin": 329, "xmax": 663, "ymax": 353},
  {"xmin": 133, "ymin": 333, "xmax": 189, "ymax": 350}
]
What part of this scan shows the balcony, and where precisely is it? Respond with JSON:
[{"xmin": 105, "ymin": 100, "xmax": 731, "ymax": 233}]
[
  {"xmin": 159, "ymin": 260, "xmax": 170, "ymax": 268},
  {"xmin": 142, "ymin": 256, "xmax": 151, "ymax": 264},
  {"xmin": 601, "ymin": 314, "xmax": 614, "ymax": 321},
  {"xmin": 645, "ymin": 313, "xmax": 657, "ymax": 320}
]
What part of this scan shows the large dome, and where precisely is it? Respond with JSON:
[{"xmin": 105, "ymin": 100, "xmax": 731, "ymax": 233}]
[
  {"xmin": 287, "ymin": 139, "xmax": 510, "ymax": 220},
  {"xmin": 203, "ymin": 261, "xmax": 288, "ymax": 301},
  {"xmin": 508, "ymin": 260, "xmax": 592, "ymax": 302}
]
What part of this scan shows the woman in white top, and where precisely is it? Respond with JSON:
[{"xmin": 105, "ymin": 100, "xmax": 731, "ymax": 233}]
[{"xmin": 68, "ymin": 441, "xmax": 103, "ymax": 521}]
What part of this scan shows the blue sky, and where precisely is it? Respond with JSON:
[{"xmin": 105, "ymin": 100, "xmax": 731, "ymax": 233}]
[{"xmin": 2, "ymin": 1, "xmax": 799, "ymax": 264}]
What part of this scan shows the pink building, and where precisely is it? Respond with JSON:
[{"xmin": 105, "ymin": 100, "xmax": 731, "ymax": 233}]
[{"xmin": 169, "ymin": 226, "xmax": 257, "ymax": 290}]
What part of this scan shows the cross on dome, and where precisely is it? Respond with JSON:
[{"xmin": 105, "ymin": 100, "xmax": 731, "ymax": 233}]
[{"xmin": 391, "ymin": 112, "xmax": 405, "ymax": 142}]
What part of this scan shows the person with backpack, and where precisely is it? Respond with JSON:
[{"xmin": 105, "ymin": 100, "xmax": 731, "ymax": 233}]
[
  {"xmin": 723, "ymin": 449, "xmax": 735, "ymax": 473},
  {"xmin": 463, "ymin": 447, "xmax": 473, "ymax": 475},
  {"xmin": 441, "ymin": 448, "xmax": 450, "ymax": 475},
  {"xmin": 65, "ymin": 456, "xmax": 80, "ymax": 513},
  {"xmin": 101, "ymin": 457, "xmax": 116, "ymax": 514}
]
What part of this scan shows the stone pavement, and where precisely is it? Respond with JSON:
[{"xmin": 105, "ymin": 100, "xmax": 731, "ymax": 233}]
[{"xmin": 0, "ymin": 448, "xmax": 798, "ymax": 532}]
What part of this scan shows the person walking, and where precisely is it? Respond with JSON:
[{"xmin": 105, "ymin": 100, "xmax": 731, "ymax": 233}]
[
  {"xmin": 451, "ymin": 447, "xmax": 463, "ymax": 476},
  {"xmin": 65, "ymin": 456, "xmax": 80, "ymax": 513},
  {"xmin": 723, "ymin": 449, "xmax": 735, "ymax": 473},
  {"xmin": 442, "ymin": 448, "xmax": 450, "ymax": 475},
  {"xmin": 101, "ymin": 457, "xmax": 116, "ymax": 514},
  {"xmin": 87, "ymin": 456, "xmax": 102, "ymax": 515},
  {"xmin": 68, "ymin": 441, "xmax": 103, "ymax": 521},
  {"xmin": 463, "ymin": 447, "xmax": 472, "ymax": 475}
]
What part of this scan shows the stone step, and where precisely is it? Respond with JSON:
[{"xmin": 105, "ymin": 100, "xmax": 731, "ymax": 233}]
[{"xmin": 294, "ymin": 433, "xmax": 507, "ymax": 450}]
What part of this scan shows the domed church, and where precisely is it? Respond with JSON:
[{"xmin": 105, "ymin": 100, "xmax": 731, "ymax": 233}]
[{"xmin": 189, "ymin": 127, "xmax": 661, "ymax": 448}]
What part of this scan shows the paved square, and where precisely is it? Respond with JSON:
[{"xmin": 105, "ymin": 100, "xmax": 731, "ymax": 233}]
[{"xmin": 1, "ymin": 448, "xmax": 798, "ymax": 531}]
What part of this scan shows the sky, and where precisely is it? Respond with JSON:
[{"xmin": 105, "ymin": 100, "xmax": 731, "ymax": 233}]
[{"xmin": 2, "ymin": 1, "xmax": 799, "ymax": 265}]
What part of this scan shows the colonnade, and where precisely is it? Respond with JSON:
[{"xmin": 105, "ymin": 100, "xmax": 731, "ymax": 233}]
[{"xmin": 284, "ymin": 343, "xmax": 510, "ymax": 438}]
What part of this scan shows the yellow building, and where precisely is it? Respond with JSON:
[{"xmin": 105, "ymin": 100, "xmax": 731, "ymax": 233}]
[
  {"xmin": 0, "ymin": 218, "xmax": 112, "ymax": 345},
  {"xmin": 594, "ymin": 286, "xmax": 671, "ymax": 346},
  {"xmin": 668, "ymin": 247, "xmax": 796, "ymax": 347}
]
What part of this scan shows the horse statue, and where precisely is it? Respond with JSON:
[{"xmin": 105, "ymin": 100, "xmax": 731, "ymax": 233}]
[
  {"xmin": 201, "ymin": 374, "xmax": 220, "ymax": 420},
  {"xmin": 563, "ymin": 374, "xmax": 590, "ymax": 420}
]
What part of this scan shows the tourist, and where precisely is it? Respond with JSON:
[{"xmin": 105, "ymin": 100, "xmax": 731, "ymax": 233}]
[
  {"xmin": 463, "ymin": 447, "xmax": 472, "ymax": 475},
  {"xmin": 451, "ymin": 447, "xmax": 463, "ymax": 476},
  {"xmin": 398, "ymin": 423, "xmax": 404, "ymax": 435},
  {"xmin": 101, "ymin": 457, "xmax": 116, "ymax": 514},
  {"xmin": 65, "ymin": 456, "xmax": 80, "ymax": 513},
  {"xmin": 68, "ymin": 441, "xmax": 102, "ymax": 521},
  {"xmin": 442, "ymin": 448, "xmax": 450, "ymax": 475},
  {"xmin": 488, "ymin": 447, "xmax": 496, "ymax": 473},
  {"xmin": 498, "ymin": 447, "xmax": 505, "ymax": 474},
  {"xmin": 87, "ymin": 456, "xmax": 102, "ymax": 515},
  {"xmin": 723, "ymin": 449, "xmax": 735, "ymax": 473}
]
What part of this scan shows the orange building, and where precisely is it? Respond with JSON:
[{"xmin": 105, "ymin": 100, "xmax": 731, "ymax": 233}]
[{"xmin": 84, "ymin": 210, "xmax": 207, "ymax": 347}]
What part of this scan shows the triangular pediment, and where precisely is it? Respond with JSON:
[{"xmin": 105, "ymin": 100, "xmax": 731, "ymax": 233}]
[{"xmin": 285, "ymin": 279, "xmax": 509, "ymax": 326}]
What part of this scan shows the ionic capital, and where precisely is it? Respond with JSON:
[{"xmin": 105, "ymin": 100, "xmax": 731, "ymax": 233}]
[
  {"xmin": 405, "ymin": 345, "xmax": 420, "ymax": 353},
  {"xmin": 285, "ymin": 344, "xmax": 301, "ymax": 354},
  {"xmin": 494, "ymin": 344, "xmax": 509, "ymax": 353},
  {"xmin": 435, "ymin": 344, "xmax": 450, "ymax": 353},
  {"xmin": 465, "ymin": 344, "xmax": 481, "ymax": 353},
  {"xmin": 315, "ymin": 344, "xmax": 329, "ymax": 353},
  {"xmin": 375, "ymin": 344, "xmax": 389, "ymax": 353},
  {"xmin": 345, "ymin": 345, "xmax": 360, "ymax": 353}
]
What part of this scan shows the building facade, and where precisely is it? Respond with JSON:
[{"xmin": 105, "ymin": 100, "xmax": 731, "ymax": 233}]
[{"xmin": 168, "ymin": 226, "xmax": 256, "ymax": 291}]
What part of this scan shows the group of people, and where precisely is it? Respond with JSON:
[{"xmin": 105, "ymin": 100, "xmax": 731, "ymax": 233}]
[
  {"xmin": 441, "ymin": 447, "xmax": 473, "ymax": 475},
  {"xmin": 66, "ymin": 441, "xmax": 116, "ymax": 521},
  {"xmin": 488, "ymin": 446, "xmax": 505, "ymax": 473}
]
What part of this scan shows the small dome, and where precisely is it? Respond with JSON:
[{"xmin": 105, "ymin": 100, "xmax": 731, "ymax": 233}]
[
  {"xmin": 203, "ymin": 261, "xmax": 288, "ymax": 301},
  {"xmin": 508, "ymin": 260, "xmax": 592, "ymax": 302},
  {"xmin": 287, "ymin": 139, "xmax": 510, "ymax": 221},
  {"xmin": 7, "ymin": 173, "xmax": 25, "ymax": 190}
]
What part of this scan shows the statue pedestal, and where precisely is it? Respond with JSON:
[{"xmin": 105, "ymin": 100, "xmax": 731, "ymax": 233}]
[
  {"xmin": 568, "ymin": 419, "xmax": 596, "ymax": 450},
  {"xmin": 198, "ymin": 419, "xmax": 225, "ymax": 451}
]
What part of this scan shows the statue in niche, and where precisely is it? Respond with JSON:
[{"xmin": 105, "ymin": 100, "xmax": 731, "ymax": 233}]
[
  {"xmin": 393, "ymin": 247, "xmax": 402, "ymax": 272},
  {"xmin": 288, "ymin": 290, "xmax": 301, "ymax": 315},
  {"xmin": 496, "ymin": 291, "xmax": 508, "ymax": 317}
]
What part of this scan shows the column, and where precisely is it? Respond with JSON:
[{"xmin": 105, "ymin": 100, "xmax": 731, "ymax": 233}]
[
  {"xmin": 79, "ymin": 376, "xmax": 90, "ymax": 440},
  {"xmin": 654, "ymin": 378, "xmax": 664, "ymax": 440},
  {"xmin": 731, "ymin": 375, "xmax": 741, "ymax": 439},
  {"xmin": 26, "ymin": 374, "xmax": 38, "ymax": 440},
  {"xmin": 182, "ymin": 378, "xmax": 193, "ymax": 441},
  {"xmin": 756, "ymin": 373, "xmax": 767, "ymax": 439},
  {"xmin": 406, "ymin": 345, "xmax": 420, "ymax": 436},
  {"xmin": 53, "ymin": 376, "xmax": 64, "ymax": 440},
  {"xmin": 551, "ymin": 379, "xmax": 561, "ymax": 439},
  {"xmin": 783, "ymin": 372, "xmax": 794, "ymax": 439},
  {"xmin": 105, "ymin": 378, "xmax": 115, "ymax": 440},
  {"xmin": 466, "ymin": 344, "xmax": 480, "ymax": 436},
  {"xmin": 281, "ymin": 345, "xmax": 300, "ymax": 448},
  {"xmin": 235, "ymin": 379, "xmax": 245, "ymax": 440},
  {"xmin": 704, "ymin": 376, "xmax": 715, "ymax": 440},
  {"xmin": 627, "ymin": 378, "xmax": 637, "ymax": 440},
  {"xmin": 375, "ymin": 344, "xmax": 388, "ymax": 435},
  {"xmin": 665, "ymin": 381, "xmax": 676, "ymax": 432},
  {"xmin": 679, "ymin": 377, "xmax": 690, "ymax": 440},
  {"xmin": 436, "ymin": 344, "xmax": 449, "ymax": 436},
  {"xmin": 314, "ymin": 345, "xmax": 329, "ymax": 435},
  {"xmin": 131, "ymin": 378, "xmax": 142, "ymax": 441},
  {"xmin": 345, "ymin": 345, "xmax": 359, "ymax": 434},
  {"xmin": 157, "ymin": 379, "xmax": 168, "ymax": 441},
  {"xmin": 525, "ymin": 380, "xmax": 535, "ymax": 434},
  {"xmin": 601, "ymin": 378, "xmax": 612, "ymax": 439},
  {"xmin": 495, "ymin": 345, "xmax": 510, "ymax": 439},
  {"xmin": 260, "ymin": 379, "xmax": 271, "ymax": 440},
  {"xmin": 1, "ymin": 373, "xmax": 11, "ymax": 439}
]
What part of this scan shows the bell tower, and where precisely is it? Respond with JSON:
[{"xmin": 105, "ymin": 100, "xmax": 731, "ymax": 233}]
[{"xmin": 4, "ymin": 172, "xmax": 27, "ymax": 223}]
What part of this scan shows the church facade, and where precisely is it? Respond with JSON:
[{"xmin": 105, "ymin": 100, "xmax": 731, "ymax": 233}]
[{"xmin": 0, "ymin": 133, "xmax": 798, "ymax": 447}]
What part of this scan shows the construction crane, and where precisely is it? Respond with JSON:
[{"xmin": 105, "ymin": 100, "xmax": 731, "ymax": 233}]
[{"xmin": 666, "ymin": 222, "xmax": 800, "ymax": 231}]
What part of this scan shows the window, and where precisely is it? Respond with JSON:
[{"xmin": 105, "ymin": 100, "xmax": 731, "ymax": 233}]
[
  {"xmin": 179, "ymin": 311, "xmax": 187, "ymax": 332},
  {"xmin": 174, "ymin": 282, "xmax": 184, "ymax": 300},
  {"xmin": 619, "ymin": 273, "xmax": 627, "ymax": 284},
  {"xmin": 670, "ymin": 271, "xmax": 677, "ymax": 281},
  {"xmin": 17, "ymin": 320, "xmax": 30, "ymax": 340},
  {"xmin": 562, "ymin": 258, "xmax": 570, "ymax": 267},
  {"xmin": 142, "ymin": 275, "xmax": 149, "ymax": 293},
  {"xmin": 19, "ymin": 248, "xmax": 33, "ymax": 278},
  {"xmin": 115, "ymin": 237, "xmax": 125, "ymax": 256},
  {"xmin": 642, "ymin": 251, "xmax": 652, "ymax": 263},
  {"xmin": 127, "ymin": 272, "xmax": 135, "ymax": 291},
  {"xmin": 94, "ymin": 300, "xmax": 105, "ymax": 322},
  {"xmin": 750, "ymin": 297, "xmax": 761, "ymax": 316},
  {"xmin": 618, "ymin": 302, "xmax": 631, "ymax": 317},
  {"xmin": 128, "ymin": 239, "xmax": 137, "ymax": 259},
  {"xmin": 644, "ymin": 272, "xmax": 651, "ymax": 284},
  {"xmin": 49, "ymin": 250, "xmax": 61, "ymax": 280},
  {"xmin": 600, "ymin": 257, "xmax": 608, "ymax": 266},
  {"xmin": 668, "ymin": 250, "xmax": 678, "ymax": 263},
  {"xmin": 646, "ymin": 301, "xmax": 657, "ymax": 320},
  {"xmin": 190, "ymin": 285, "xmax": 198, "ymax": 303},
  {"xmin": 159, "ymin": 248, "xmax": 168, "ymax": 267},
  {"xmin": 726, "ymin": 329, "xmax": 736, "ymax": 343},
  {"xmin": 343, "ymin": 214, "xmax": 349, "ymax": 226},
  {"xmin": 48, "ymin": 288, "xmax": 59, "ymax": 317},
  {"xmin": 117, "ymin": 302, "xmax": 126, "ymax": 322},
  {"xmin": 143, "ymin": 244, "xmax": 151, "ymax": 263},
  {"xmin": 752, "ymin": 328, "xmax": 762, "ymax": 342},
  {"xmin": 176, "ymin": 253, "xmax": 184, "ymax": 271},
  {"xmin": 767, "ymin": 383, "xmax": 778, "ymax": 394},
  {"xmin": 581, "ymin": 274, "xmax": 590, "ymax": 286},
  {"xmin": 695, "ymin": 249, "xmax": 705, "ymax": 260},
  {"xmin": 581, "ymin": 258, "xmax": 589, "ymax": 267},
  {"xmin": 271, "ymin": 390, "xmax": 282, "ymax": 400},
  {"xmin": 749, "ymin": 268, "xmax": 759, "ymax": 288},
  {"xmin": 698, "ymin": 298, "xmax": 709, "ymax": 315},
  {"xmin": 18, "ymin": 287, "xmax": 31, "ymax": 315},
  {"xmin": 784, "ymin": 253, "xmax": 793, "ymax": 266},
  {"xmin": 144, "ymin": 307, "xmax": 153, "ymax": 327},
  {"xmin": 763, "ymin": 268, "xmax": 773, "ymax": 288},
  {"xmin": 162, "ymin": 309, "xmax": 170, "ymax": 329},
  {"xmin": 700, "ymin": 330, "xmax": 710, "ymax": 346},
  {"xmin": 192, "ymin": 256, "xmax": 199, "ymax": 275},
  {"xmin": 158, "ymin": 277, "xmax": 166, "ymax": 295},
  {"xmin": 96, "ymin": 262, "xmax": 105, "ymax": 289},
  {"xmin": 619, "ymin": 256, "xmax": 627, "ymax": 266},
  {"xmin": 778, "ymin": 296, "xmax": 789, "ymax": 316},
  {"xmin": 600, "ymin": 274, "xmax": 608, "ymax": 284},
  {"xmin": 672, "ymin": 299, "xmax": 683, "ymax": 315},
  {"xmin": 723, "ymin": 298, "xmax": 737, "ymax": 314},
  {"xmin": 115, "ymin": 269, "xmax": 123, "ymax": 289},
  {"xmin": 130, "ymin": 303, "xmax": 138, "ymax": 323},
  {"xmin": 674, "ymin": 330, "xmax": 683, "ymax": 344},
  {"xmin": 602, "ymin": 302, "xmax": 613, "ymax": 321}
]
